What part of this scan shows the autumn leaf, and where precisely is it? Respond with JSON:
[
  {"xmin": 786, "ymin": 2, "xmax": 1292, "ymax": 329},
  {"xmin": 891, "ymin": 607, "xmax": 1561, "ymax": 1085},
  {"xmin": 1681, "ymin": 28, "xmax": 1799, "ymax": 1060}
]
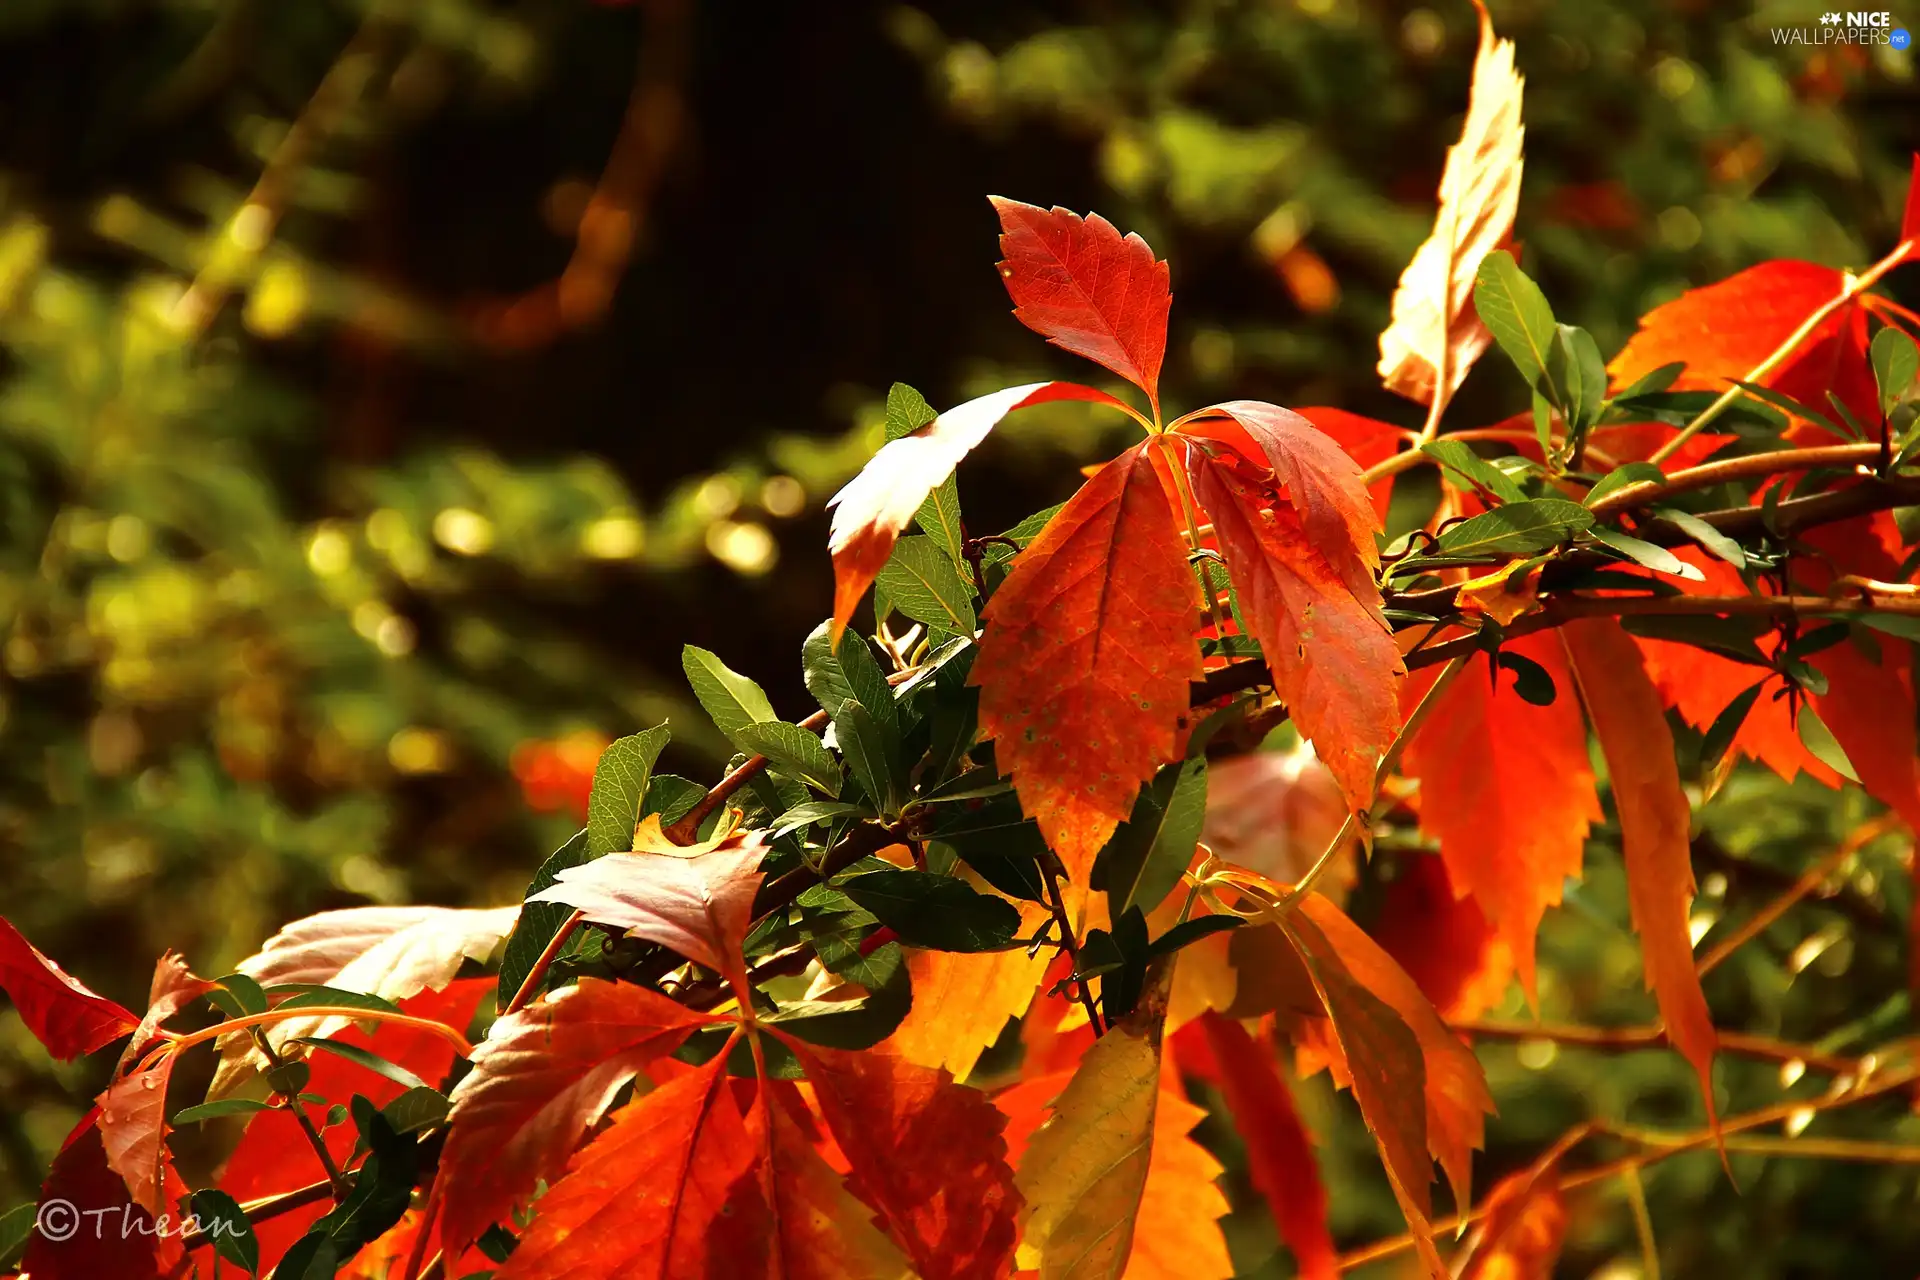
[
  {"xmin": 758, "ymin": 1085, "xmax": 914, "ymax": 1280},
  {"xmin": 23, "ymin": 1111, "xmax": 185, "ymax": 1280},
  {"xmin": 972, "ymin": 442, "xmax": 1203, "ymax": 883},
  {"xmin": 118, "ymin": 950, "xmax": 217, "ymax": 1075},
  {"xmin": 440, "ymin": 977, "xmax": 728, "ymax": 1257},
  {"xmin": 1376, "ymin": 0, "xmax": 1525, "ymax": 405},
  {"xmin": 1294, "ymin": 406, "xmax": 1403, "ymax": 519},
  {"xmin": 528, "ymin": 828, "xmax": 769, "ymax": 998},
  {"xmin": 989, "ymin": 198, "xmax": 1172, "ymax": 416},
  {"xmin": 1375, "ymin": 853, "xmax": 1515, "ymax": 1023},
  {"xmin": 1457, "ymin": 1169, "xmax": 1569, "ymax": 1280},
  {"xmin": 778, "ymin": 1036, "xmax": 1022, "ymax": 1280},
  {"xmin": 1292, "ymin": 893, "xmax": 1493, "ymax": 1216},
  {"xmin": 1185, "ymin": 426, "xmax": 1402, "ymax": 808},
  {"xmin": 887, "ymin": 923, "xmax": 1053, "ymax": 1082},
  {"xmin": 1195, "ymin": 1013, "xmax": 1335, "ymax": 1280},
  {"xmin": 1560, "ymin": 618, "xmax": 1717, "ymax": 1119},
  {"xmin": 1273, "ymin": 901, "xmax": 1446, "ymax": 1277},
  {"xmin": 96, "ymin": 1049, "xmax": 178, "ymax": 1218},
  {"xmin": 1118, "ymin": 1085, "xmax": 1233, "ymax": 1280},
  {"xmin": 0, "ymin": 915, "xmax": 140, "ymax": 1060},
  {"xmin": 495, "ymin": 1051, "xmax": 768, "ymax": 1280},
  {"xmin": 1398, "ymin": 634, "xmax": 1598, "ymax": 1002},
  {"xmin": 828, "ymin": 380, "xmax": 1133, "ymax": 635},
  {"xmin": 1012, "ymin": 966, "xmax": 1172, "ymax": 1278}
]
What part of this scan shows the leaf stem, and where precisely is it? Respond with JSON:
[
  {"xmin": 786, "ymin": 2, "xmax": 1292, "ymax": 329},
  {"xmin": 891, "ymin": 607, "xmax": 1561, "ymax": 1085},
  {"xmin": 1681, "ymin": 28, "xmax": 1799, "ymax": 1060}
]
[
  {"xmin": 1621, "ymin": 1165, "xmax": 1661, "ymax": 1280},
  {"xmin": 247, "ymin": 1026, "xmax": 347, "ymax": 1196},
  {"xmin": 1157, "ymin": 435, "xmax": 1233, "ymax": 641},
  {"xmin": 1040, "ymin": 853, "xmax": 1103, "ymax": 1037},
  {"xmin": 1649, "ymin": 239, "xmax": 1915, "ymax": 464},
  {"xmin": 168, "ymin": 1007, "xmax": 473, "ymax": 1057},
  {"xmin": 504, "ymin": 909, "xmax": 587, "ymax": 1016}
]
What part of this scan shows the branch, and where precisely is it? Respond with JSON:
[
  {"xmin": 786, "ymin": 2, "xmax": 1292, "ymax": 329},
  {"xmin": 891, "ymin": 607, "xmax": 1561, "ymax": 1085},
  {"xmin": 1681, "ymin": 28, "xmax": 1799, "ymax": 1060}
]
[
  {"xmin": 180, "ymin": 1177, "xmax": 335, "ymax": 1251},
  {"xmin": 1587, "ymin": 442, "xmax": 1886, "ymax": 519},
  {"xmin": 1694, "ymin": 816, "xmax": 1902, "ymax": 978},
  {"xmin": 1451, "ymin": 1018, "xmax": 1859, "ymax": 1076}
]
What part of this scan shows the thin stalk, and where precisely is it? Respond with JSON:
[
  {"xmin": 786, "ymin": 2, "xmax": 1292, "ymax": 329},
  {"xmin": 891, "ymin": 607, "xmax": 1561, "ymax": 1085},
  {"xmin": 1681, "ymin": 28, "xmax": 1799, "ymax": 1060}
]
[
  {"xmin": 248, "ymin": 1027, "xmax": 347, "ymax": 1196},
  {"xmin": 169, "ymin": 1007, "xmax": 471, "ymax": 1057},
  {"xmin": 1041, "ymin": 855, "xmax": 1103, "ymax": 1037},
  {"xmin": 504, "ymin": 909, "xmax": 586, "ymax": 1016},
  {"xmin": 1694, "ymin": 816, "xmax": 1900, "ymax": 978},
  {"xmin": 1621, "ymin": 1166, "xmax": 1661, "ymax": 1280},
  {"xmin": 1157, "ymin": 435, "xmax": 1232, "ymax": 641}
]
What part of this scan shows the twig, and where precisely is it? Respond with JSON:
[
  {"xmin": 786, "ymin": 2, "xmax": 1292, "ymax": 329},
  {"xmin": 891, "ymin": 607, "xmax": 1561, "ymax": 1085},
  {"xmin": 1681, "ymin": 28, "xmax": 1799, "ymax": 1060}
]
[
  {"xmin": 248, "ymin": 1027, "xmax": 347, "ymax": 1196},
  {"xmin": 504, "ymin": 909, "xmax": 587, "ymax": 1016},
  {"xmin": 398, "ymin": 1166, "xmax": 446, "ymax": 1280},
  {"xmin": 1587, "ymin": 442, "xmax": 1886, "ymax": 518},
  {"xmin": 1451, "ymin": 1018, "xmax": 1859, "ymax": 1075},
  {"xmin": 1694, "ymin": 817, "xmax": 1902, "ymax": 978},
  {"xmin": 1621, "ymin": 1165, "xmax": 1661, "ymax": 1280},
  {"xmin": 1040, "ymin": 854, "xmax": 1103, "ymax": 1036},
  {"xmin": 1649, "ymin": 239, "xmax": 1916, "ymax": 464},
  {"xmin": 180, "ymin": 1177, "xmax": 335, "ymax": 1250}
]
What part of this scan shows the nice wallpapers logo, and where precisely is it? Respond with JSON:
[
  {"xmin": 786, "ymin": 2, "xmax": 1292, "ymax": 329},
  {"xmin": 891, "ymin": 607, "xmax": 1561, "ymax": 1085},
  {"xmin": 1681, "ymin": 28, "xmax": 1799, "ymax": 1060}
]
[{"xmin": 1774, "ymin": 10, "xmax": 1912, "ymax": 46}]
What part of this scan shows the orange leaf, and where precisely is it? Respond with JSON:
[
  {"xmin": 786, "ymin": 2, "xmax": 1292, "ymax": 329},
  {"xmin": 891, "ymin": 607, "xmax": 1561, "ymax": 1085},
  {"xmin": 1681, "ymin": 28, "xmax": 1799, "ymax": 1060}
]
[
  {"xmin": 528, "ymin": 829, "xmax": 769, "ymax": 999},
  {"xmin": 779, "ymin": 1037, "xmax": 1022, "ymax": 1280},
  {"xmin": 118, "ymin": 950, "xmax": 217, "ymax": 1076},
  {"xmin": 0, "ymin": 915, "xmax": 140, "ymax": 1060},
  {"xmin": 1186, "ymin": 430, "xmax": 1402, "ymax": 807},
  {"xmin": 1196, "ymin": 1013, "xmax": 1335, "ymax": 1280},
  {"xmin": 972, "ymin": 441, "xmax": 1202, "ymax": 882},
  {"xmin": 1457, "ymin": 1169, "xmax": 1569, "ymax": 1280},
  {"xmin": 495, "ymin": 1052, "xmax": 770, "ymax": 1280},
  {"xmin": 1275, "ymin": 902, "xmax": 1445, "ymax": 1278},
  {"xmin": 1375, "ymin": 852, "xmax": 1515, "ymax": 1023},
  {"xmin": 1399, "ymin": 634, "xmax": 1598, "ymax": 1001},
  {"xmin": 1377, "ymin": 0, "xmax": 1524, "ymax": 405},
  {"xmin": 759, "ymin": 1084, "xmax": 911, "ymax": 1280},
  {"xmin": 990, "ymin": 198, "xmax": 1172, "ymax": 414},
  {"xmin": 887, "ymin": 928, "xmax": 1053, "ymax": 1082},
  {"xmin": 440, "ymin": 977, "xmax": 728, "ymax": 1256},
  {"xmin": 1120, "ymin": 1085, "xmax": 1234, "ymax": 1280},
  {"xmin": 23, "ymin": 1110, "xmax": 185, "ymax": 1280},
  {"xmin": 1560, "ymin": 618, "xmax": 1717, "ymax": 1119},
  {"xmin": 827, "ymin": 380, "xmax": 1132, "ymax": 635},
  {"xmin": 1292, "ymin": 893, "xmax": 1493, "ymax": 1218},
  {"xmin": 96, "ymin": 1050, "xmax": 177, "ymax": 1219}
]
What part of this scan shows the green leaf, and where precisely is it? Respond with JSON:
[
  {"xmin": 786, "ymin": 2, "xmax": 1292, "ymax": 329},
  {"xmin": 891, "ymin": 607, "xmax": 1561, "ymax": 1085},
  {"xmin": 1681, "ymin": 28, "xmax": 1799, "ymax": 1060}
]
[
  {"xmin": 1873, "ymin": 326, "xmax": 1919, "ymax": 416},
  {"xmin": 875, "ymin": 535, "xmax": 977, "ymax": 633},
  {"xmin": 1434, "ymin": 499, "xmax": 1593, "ymax": 557},
  {"xmin": 682, "ymin": 645, "xmax": 778, "ymax": 742},
  {"xmin": 1591, "ymin": 527, "xmax": 1706, "ymax": 581},
  {"xmin": 308, "ymin": 1099, "xmax": 417, "ymax": 1256},
  {"xmin": 1583, "ymin": 461, "xmax": 1666, "ymax": 508},
  {"xmin": 802, "ymin": 622, "xmax": 898, "ymax": 736},
  {"xmin": 0, "ymin": 1203, "xmax": 35, "ymax": 1272},
  {"xmin": 209, "ymin": 972, "xmax": 268, "ymax": 1019},
  {"xmin": 763, "ymin": 946, "xmax": 910, "ymax": 1049},
  {"xmin": 1146, "ymin": 914, "xmax": 1243, "ymax": 958},
  {"xmin": 1613, "ymin": 361, "xmax": 1686, "ymax": 400},
  {"xmin": 1797, "ymin": 704, "xmax": 1860, "ymax": 782},
  {"xmin": 833, "ymin": 701, "xmax": 905, "ymax": 815},
  {"xmin": 586, "ymin": 724, "xmax": 671, "ymax": 856},
  {"xmin": 1098, "ymin": 756, "xmax": 1208, "ymax": 918},
  {"xmin": 1473, "ymin": 250, "xmax": 1558, "ymax": 393},
  {"xmin": 188, "ymin": 1189, "xmax": 259, "ymax": 1276},
  {"xmin": 840, "ymin": 868, "xmax": 1021, "ymax": 952},
  {"xmin": 1653, "ymin": 507, "xmax": 1746, "ymax": 569},
  {"xmin": 382, "ymin": 1085, "xmax": 451, "ymax": 1134},
  {"xmin": 734, "ymin": 720, "xmax": 843, "ymax": 796},
  {"xmin": 770, "ymin": 799, "xmax": 864, "ymax": 837},
  {"xmin": 265, "ymin": 1060, "xmax": 312, "ymax": 1097},
  {"xmin": 266, "ymin": 985, "xmax": 401, "ymax": 1016},
  {"xmin": 883, "ymin": 381, "xmax": 938, "ymax": 441},
  {"xmin": 498, "ymin": 828, "xmax": 591, "ymax": 1006},
  {"xmin": 1548, "ymin": 323, "xmax": 1608, "ymax": 434},
  {"xmin": 917, "ymin": 765, "xmax": 1011, "ymax": 804},
  {"xmin": 171, "ymin": 1097, "xmax": 278, "ymax": 1126},
  {"xmin": 1731, "ymin": 380, "xmax": 1850, "ymax": 441},
  {"xmin": 932, "ymin": 794, "xmax": 1049, "ymax": 902},
  {"xmin": 1846, "ymin": 611, "xmax": 1920, "ymax": 640},
  {"xmin": 289, "ymin": 1038, "xmax": 431, "ymax": 1092},
  {"xmin": 1701, "ymin": 680, "xmax": 1768, "ymax": 772},
  {"xmin": 1619, "ymin": 614, "xmax": 1773, "ymax": 666},
  {"xmin": 1420, "ymin": 439, "xmax": 1527, "ymax": 503}
]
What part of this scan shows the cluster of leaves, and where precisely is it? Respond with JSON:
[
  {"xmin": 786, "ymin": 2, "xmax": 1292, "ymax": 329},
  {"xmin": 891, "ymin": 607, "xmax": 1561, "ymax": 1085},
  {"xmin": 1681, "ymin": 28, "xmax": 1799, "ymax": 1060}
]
[{"xmin": 9, "ymin": 5, "xmax": 1920, "ymax": 1278}]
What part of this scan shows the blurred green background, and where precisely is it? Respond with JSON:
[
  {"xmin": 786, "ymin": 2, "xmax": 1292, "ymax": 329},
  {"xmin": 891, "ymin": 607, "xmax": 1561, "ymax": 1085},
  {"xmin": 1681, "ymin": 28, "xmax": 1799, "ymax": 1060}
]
[{"xmin": 2, "ymin": 0, "xmax": 1918, "ymax": 1273}]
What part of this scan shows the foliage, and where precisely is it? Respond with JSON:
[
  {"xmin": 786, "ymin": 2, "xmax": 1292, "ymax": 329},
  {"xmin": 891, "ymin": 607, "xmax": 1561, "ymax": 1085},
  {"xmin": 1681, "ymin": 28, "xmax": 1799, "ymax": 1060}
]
[{"xmin": 7, "ymin": 3, "xmax": 1920, "ymax": 1279}]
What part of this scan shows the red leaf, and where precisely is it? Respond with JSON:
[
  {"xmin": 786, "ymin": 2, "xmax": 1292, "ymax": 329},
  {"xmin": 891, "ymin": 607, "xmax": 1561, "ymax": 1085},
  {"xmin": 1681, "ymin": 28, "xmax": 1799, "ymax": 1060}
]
[
  {"xmin": 759, "ymin": 1085, "xmax": 911, "ymax": 1280},
  {"xmin": 23, "ymin": 1111, "xmax": 185, "ymax": 1280},
  {"xmin": 1196, "ymin": 1013, "xmax": 1335, "ymax": 1280},
  {"xmin": 528, "ymin": 830, "xmax": 769, "ymax": 998},
  {"xmin": 1375, "ymin": 853, "xmax": 1515, "ymax": 1023},
  {"xmin": 972, "ymin": 441, "xmax": 1202, "ymax": 882},
  {"xmin": 1561, "ymin": 618, "xmax": 1717, "ymax": 1120},
  {"xmin": 778, "ymin": 1037, "xmax": 1021, "ymax": 1280},
  {"xmin": 1186, "ymin": 431, "xmax": 1402, "ymax": 808},
  {"xmin": 1293, "ymin": 407, "xmax": 1402, "ymax": 519},
  {"xmin": 1457, "ymin": 1169, "xmax": 1569, "ymax": 1280},
  {"xmin": 827, "ymin": 380, "xmax": 1132, "ymax": 635},
  {"xmin": 211, "ymin": 980, "xmax": 488, "ymax": 1273},
  {"xmin": 495, "ymin": 1052, "xmax": 770, "ymax": 1280},
  {"xmin": 1398, "ymin": 634, "xmax": 1599, "ymax": 1001},
  {"xmin": 440, "ymin": 978, "xmax": 727, "ymax": 1257},
  {"xmin": 0, "ymin": 916, "xmax": 140, "ymax": 1060},
  {"xmin": 989, "ymin": 198, "xmax": 1172, "ymax": 413},
  {"xmin": 97, "ymin": 1049, "xmax": 178, "ymax": 1218},
  {"xmin": 118, "ymin": 951, "xmax": 217, "ymax": 1076}
]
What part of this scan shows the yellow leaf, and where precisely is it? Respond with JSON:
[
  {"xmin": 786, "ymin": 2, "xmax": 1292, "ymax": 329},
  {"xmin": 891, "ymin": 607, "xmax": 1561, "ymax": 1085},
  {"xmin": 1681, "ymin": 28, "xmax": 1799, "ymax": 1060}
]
[
  {"xmin": 1015, "ymin": 970, "xmax": 1170, "ymax": 1278},
  {"xmin": 1376, "ymin": 0, "xmax": 1525, "ymax": 405},
  {"xmin": 888, "ymin": 900, "xmax": 1053, "ymax": 1081},
  {"xmin": 1121, "ymin": 1088, "xmax": 1233, "ymax": 1280}
]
